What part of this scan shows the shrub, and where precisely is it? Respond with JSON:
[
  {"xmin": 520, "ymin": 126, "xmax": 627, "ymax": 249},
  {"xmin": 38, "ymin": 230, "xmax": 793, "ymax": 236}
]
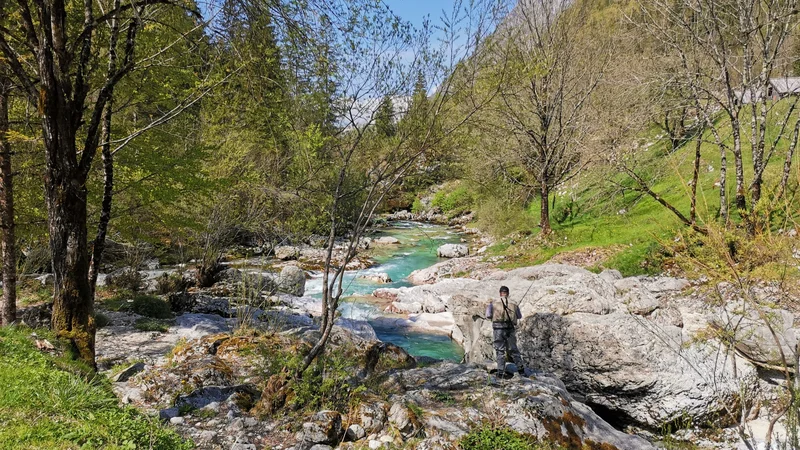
[
  {"xmin": 95, "ymin": 313, "xmax": 111, "ymax": 329},
  {"xmin": 155, "ymin": 271, "xmax": 192, "ymax": 295},
  {"xmin": 106, "ymin": 268, "xmax": 145, "ymax": 293},
  {"xmin": 459, "ymin": 426, "xmax": 561, "ymax": 450},
  {"xmin": 411, "ymin": 197, "xmax": 424, "ymax": 214},
  {"xmin": 134, "ymin": 318, "xmax": 174, "ymax": 333},
  {"xmin": 475, "ymin": 201, "xmax": 533, "ymax": 238},
  {"xmin": 130, "ymin": 295, "xmax": 173, "ymax": 319},
  {"xmin": 431, "ymin": 183, "xmax": 475, "ymax": 216}
]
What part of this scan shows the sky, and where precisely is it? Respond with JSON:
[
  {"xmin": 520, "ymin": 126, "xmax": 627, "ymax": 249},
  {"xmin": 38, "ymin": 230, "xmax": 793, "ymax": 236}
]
[{"xmin": 384, "ymin": 0, "xmax": 457, "ymax": 29}]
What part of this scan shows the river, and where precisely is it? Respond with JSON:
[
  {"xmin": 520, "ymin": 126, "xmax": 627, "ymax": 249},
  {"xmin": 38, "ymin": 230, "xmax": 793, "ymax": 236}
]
[{"xmin": 304, "ymin": 221, "xmax": 465, "ymax": 362}]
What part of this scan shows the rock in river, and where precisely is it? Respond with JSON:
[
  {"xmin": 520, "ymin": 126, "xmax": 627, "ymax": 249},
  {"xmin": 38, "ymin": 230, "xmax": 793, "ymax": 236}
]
[{"xmin": 436, "ymin": 243, "xmax": 468, "ymax": 258}]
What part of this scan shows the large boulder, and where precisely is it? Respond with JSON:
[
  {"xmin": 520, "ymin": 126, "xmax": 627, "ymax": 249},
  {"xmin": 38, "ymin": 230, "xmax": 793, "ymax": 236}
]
[
  {"xmin": 436, "ymin": 244, "xmax": 469, "ymax": 258},
  {"xmin": 16, "ymin": 302, "xmax": 52, "ymax": 328},
  {"xmin": 373, "ymin": 236, "xmax": 400, "ymax": 246},
  {"xmin": 277, "ymin": 266, "xmax": 306, "ymax": 297},
  {"xmin": 275, "ymin": 246, "xmax": 300, "ymax": 261},
  {"xmin": 407, "ymin": 257, "xmax": 492, "ymax": 285},
  {"xmin": 388, "ymin": 362, "xmax": 655, "ymax": 450},
  {"xmin": 415, "ymin": 264, "xmax": 764, "ymax": 429}
]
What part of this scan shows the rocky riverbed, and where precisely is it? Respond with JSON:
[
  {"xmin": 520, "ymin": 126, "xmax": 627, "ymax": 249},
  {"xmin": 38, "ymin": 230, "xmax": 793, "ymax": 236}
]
[{"xmin": 15, "ymin": 216, "xmax": 798, "ymax": 449}]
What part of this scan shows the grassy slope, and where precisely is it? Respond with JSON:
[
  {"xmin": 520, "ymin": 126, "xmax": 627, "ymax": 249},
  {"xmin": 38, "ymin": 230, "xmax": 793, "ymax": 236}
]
[
  {"xmin": 480, "ymin": 101, "xmax": 800, "ymax": 276},
  {"xmin": 0, "ymin": 326, "xmax": 190, "ymax": 450}
]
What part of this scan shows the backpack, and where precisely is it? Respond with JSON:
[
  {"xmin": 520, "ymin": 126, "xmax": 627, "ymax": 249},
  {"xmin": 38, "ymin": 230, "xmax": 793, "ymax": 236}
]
[{"xmin": 491, "ymin": 298, "xmax": 518, "ymax": 326}]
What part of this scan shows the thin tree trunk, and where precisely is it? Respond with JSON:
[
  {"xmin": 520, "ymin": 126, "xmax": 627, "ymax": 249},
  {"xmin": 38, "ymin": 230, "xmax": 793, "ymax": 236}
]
[
  {"xmin": 720, "ymin": 145, "xmax": 729, "ymax": 224},
  {"xmin": 89, "ymin": 104, "xmax": 114, "ymax": 299},
  {"xmin": 774, "ymin": 119, "xmax": 800, "ymax": 204},
  {"xmin": 731, "ymin": 123, "xmax": 747, "ymax": 213},
  {"xmin": 89, "ymin": 4, "xmax": 121, "ymax": 298},
  {"xmin": 0, "ymin": 76, "xmax": 16, "ymax": 326},
  {"xmin": 540, "ymin": 178, "xmax": 551, "ymax": 234},
  {"xmin": 690, "ymin": 131, "xmax": 702, "ymax": 226}
]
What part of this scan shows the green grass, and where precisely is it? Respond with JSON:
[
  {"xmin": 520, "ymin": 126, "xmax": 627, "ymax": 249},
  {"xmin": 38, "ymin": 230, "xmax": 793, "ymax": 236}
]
[
  {"xmin": 476, "ymin": 100, "xmax": 800, "ymax": 276},
  {"xmin": 0, "ymin": 326, "xmax": 191, "ymax": 450},
  {"xmin": 134, "ymin": 317, "xmax": 174, "ymax": 332},
  {"xmin": 458, "ymin": 426, "xmax": 564, "ymax": 450},
  {"xmin": 98, "ymin": 293, "xmax": 173, "ymax": 320}
]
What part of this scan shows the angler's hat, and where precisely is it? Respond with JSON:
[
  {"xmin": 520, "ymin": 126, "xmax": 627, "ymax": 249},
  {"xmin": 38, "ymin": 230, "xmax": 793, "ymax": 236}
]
[{"xmin": 499, "ymin": 286, "xmax": 510, "ymax": 294}]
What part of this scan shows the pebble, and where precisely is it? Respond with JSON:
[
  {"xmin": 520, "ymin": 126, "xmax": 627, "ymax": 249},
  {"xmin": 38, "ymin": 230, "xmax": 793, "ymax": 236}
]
[
  {"xmin": 169, "ymin": 416, "xmax": 185, "ymax": 425},
  {"xmin": 229, "ymin": 418, "xmax": 245, "ymax": 431},
  {"xmin": 205, "ymin": 401, "xmax": 221, "ymax": 412},
  {"xmin": 199, "ymin": 430, "xmax": 216, "ymax": 442},
  {"xmin": 244, "ymin": 417, "xmax": 258, "ymax": 428},
  {"xmin": 231, "ymin": 443, "xmax": 256, "ymax": 450},
  {"xmin": 368, "ymin": 441, "xmax": 382, "ymax": 450}
]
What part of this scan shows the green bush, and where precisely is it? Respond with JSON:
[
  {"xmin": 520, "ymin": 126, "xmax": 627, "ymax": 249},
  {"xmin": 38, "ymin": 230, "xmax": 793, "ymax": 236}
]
[
  {"xmin": 106, "ymin": 268, "xmax": 145, "ymax": 293},
  {"xmin": 411, "ymin": 197, "xmax": 424, "ymax": 214},
  {"xmin": 431, "ymin": 184, "xmax": 475, "ymax": 216},
  {"xmin": 0, "ymin": 326, "xmax": 191, "ymax": 449},
  {"xmin": 130, "ymin": 295, "xmax": 173, "ymax": 319},
  {"xmin": 95, "ymin": 313, "xmax": 111, "ymax": 329},
  {"xmin": 459, "ymin": 426, "xmax": 561, "ymax": 450},
  {"xmin": 262, "ymin": 345, "xmax": 361, "ymax": 415},
  {"xmin": 134, "ymin": 317, "xmax": 174, "ymax": 332},
  {"xmin": 476, "ymin": 201, "xmax": 534, "ymax": 238},
  {"xmin": 155, "ymin": 271, "xmax": 191, "ymax": 295}
]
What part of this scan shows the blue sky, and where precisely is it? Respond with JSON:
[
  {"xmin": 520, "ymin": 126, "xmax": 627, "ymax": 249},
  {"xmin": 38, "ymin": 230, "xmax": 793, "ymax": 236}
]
[{"xmin": 384, "ymin": 0, "xmax": 456, "ymax": 28}]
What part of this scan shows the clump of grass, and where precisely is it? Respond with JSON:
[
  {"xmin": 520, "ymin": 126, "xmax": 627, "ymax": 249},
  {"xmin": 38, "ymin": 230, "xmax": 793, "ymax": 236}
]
[
  {"xmin": 94, "ymin": 312, "xmax": 111, "ymax": 329},
  {"xmin": 459, "ymin": 426, "xmax": 564, "ymax": 450},
  {"xmin": 134, "ymin": 317, "xmax": 174, "ymax": 333},
  {"xmin": 0, "ymin": 325, "xmax": 191, "ymax": 449},
  {"xmin": 130, "ymin": 295, "xmax": 173, "ymax": 319}
]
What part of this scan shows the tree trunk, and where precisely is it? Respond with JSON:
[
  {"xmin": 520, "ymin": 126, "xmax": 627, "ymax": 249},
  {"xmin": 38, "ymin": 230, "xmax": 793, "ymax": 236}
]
[
  {"xmin": 720, "ymin": 145, "xmax": 729, "ymax": 224},
  {"xmin": 88, "ymin": 105, "xmax": 113, "ymax": 300},
  {"xmin": 731, "ymin": 123, "xmax": 747, "ymax": 213},
  {"xmin": 89, "ymin": 3, "xmax": 121, "ymax": 299},
  {"xmin": 540, "ymin": 179, "xmax": 551, "ymax": 234},
  {"xmin": 0, "ymin": 77, "xmax": 16, "ymax": 326},
  {"xmin": 690, "ymin": 131, "xmax": 701, "ymax": 226},
  {"xmin": 47, "ymin": 174, "xmax": 95, "ymax": 367}
]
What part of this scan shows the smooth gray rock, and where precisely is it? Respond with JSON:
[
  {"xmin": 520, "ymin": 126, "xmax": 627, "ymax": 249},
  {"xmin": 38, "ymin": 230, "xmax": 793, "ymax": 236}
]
[
  {"xmin": 345, "ymin": 424, "xmax": 366, "ymax": 441},
  {"xmin": 436, "ymin": 244, "xmax": 469, "ymax": 258},
  {"xmin": 174, "ymin": 385, "xmax": 258, "ymax": 411},
  {"xmin": 16, "ymin": 302, "xmax": 52, "ymax": 328},
  {"xmin": 275, "ymin": 246, "xmax": 300, "ymax": 260},
  {"xmin": 358, "ymin": 272, "xmax": 392, "ymax": 283},
  {"xmin": 278, "ymin": 266, "xmax": 306, "ymax": 296},
  {"xmin": 174, "ymin": 313, "xmax": 230, "ymax": 340},
  {"xmin": 436, "ymin": 264, "xmax": 762, "ymax": 429},
  {"xmin": 301, "ymin": 410, "xmax": 343, "ymax": 445},
  {"xmin": 373, "ymin": 236, "xmax": 400, "ymax": 246},
  {"xmin": 334, "ymin": 318, "xmax": 377, "ymax": 341},
  {"xmin": 159, "ymin": 407, "xmax": 180, "ymax": 421},
  {"xmin": 111, "ymin": 361, "xmax": 146, "ymax": 382},
  {"xmin": 393, "ymin": 362, "xmax": 654, "ymax": 450}
]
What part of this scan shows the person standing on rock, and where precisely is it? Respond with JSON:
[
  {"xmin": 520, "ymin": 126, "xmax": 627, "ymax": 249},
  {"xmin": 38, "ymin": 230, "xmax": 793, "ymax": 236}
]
[{"xmin": 485, "ymin": 286, "xmax": 527, "ymax": 377}]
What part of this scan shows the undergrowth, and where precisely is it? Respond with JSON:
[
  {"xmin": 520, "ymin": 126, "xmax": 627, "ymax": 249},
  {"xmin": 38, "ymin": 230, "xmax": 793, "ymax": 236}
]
[
  {"xmin": 0, "ymin": 326, "xmax": 190, "ymax": 449},
  {"xmin": 458, "ymin": 426, "xmax": 565, "ymax": 450}
]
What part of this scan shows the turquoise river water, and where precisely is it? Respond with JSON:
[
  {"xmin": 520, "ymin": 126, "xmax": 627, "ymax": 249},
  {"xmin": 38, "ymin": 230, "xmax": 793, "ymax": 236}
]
[{"xmin": 305, "ymin": 221, "xmax": 466, "ymax": 361}]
